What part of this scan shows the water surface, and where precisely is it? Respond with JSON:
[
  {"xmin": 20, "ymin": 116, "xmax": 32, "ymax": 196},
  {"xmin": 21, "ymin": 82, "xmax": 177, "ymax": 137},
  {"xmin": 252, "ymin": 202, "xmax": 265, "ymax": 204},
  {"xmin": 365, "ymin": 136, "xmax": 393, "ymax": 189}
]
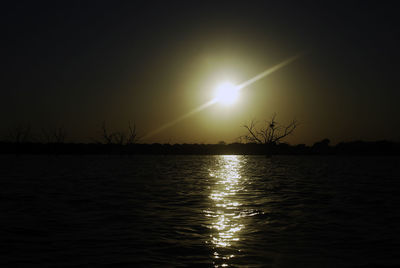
[{"xmin": 1, "ymin": 155, "xmax": 399, "ymax": 267}]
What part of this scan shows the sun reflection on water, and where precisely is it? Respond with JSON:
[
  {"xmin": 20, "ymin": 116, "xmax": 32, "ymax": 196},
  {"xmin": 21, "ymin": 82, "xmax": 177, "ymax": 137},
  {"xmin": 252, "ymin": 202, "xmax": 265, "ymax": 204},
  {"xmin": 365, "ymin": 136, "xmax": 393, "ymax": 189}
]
[{"xmin": 206, "ymin": 155, "xmax": 245, "ymax": 267}]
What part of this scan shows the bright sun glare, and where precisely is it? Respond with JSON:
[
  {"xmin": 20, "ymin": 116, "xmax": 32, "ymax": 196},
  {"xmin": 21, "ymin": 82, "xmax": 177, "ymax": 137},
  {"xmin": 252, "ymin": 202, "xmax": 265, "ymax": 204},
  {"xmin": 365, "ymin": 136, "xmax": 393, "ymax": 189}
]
[{"xmin": 214, "ymin": 82, "xmax": 240, "ymax": 106}]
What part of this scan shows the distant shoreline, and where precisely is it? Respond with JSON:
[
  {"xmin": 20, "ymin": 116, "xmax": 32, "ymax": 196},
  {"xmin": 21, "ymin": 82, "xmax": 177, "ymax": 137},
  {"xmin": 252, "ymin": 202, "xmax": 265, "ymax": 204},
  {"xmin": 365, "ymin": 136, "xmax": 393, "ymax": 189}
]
[{"xmin": 1, "ymin": 140, "xmax": 399, "ymax": 156}]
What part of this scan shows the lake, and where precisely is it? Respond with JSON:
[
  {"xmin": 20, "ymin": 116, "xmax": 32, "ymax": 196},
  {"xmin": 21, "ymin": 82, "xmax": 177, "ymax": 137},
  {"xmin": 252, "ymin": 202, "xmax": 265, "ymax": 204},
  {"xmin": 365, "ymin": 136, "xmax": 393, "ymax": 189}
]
[{"xmin": 1, "ymin": 155, "xmax": 400, "ymax": 267}]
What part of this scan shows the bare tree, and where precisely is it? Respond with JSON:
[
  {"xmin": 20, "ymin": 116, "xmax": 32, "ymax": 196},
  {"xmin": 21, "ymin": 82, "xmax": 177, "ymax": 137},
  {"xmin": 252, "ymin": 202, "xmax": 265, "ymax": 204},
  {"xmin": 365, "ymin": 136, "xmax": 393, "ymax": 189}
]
[
  {"xmin": 7, "ymin": 124, "xmax": 33, "ymax": 156},
  {"xmin": 8, "ymin": 124, "xmax": 32, "ymax": 143},
  {"xmin": 126, "ymin": 121, "xmax": 139, "ymax": 145},
  {"xmin": 100, "ymin": 121, "xmax": 116, "ymax": 145},
  {"xmin": 42, "ymin": 127, "xmax": 67, "ymax": 143},
  {"xmin": 97, "ymin": 120, "xmax": 139, "ymax": 146},
  {"xmin": 113, "ymin": 132, "xmax": 125, "ymax": 145},
  {"xmin": 242, "ymin": 114, "xmax": 298, "ymax": 155},
  {"xmin": 53, "ymin": 127, "xmax": 67, "ymax": 143}
]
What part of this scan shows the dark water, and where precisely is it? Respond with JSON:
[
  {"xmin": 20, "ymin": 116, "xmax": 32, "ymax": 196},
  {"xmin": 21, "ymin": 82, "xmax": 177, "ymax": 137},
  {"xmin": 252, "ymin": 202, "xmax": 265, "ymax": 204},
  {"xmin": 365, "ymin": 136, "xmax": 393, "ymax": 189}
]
[{"xmin": 1, "ymin": 155, "xmax": 400, "ymax": 267}]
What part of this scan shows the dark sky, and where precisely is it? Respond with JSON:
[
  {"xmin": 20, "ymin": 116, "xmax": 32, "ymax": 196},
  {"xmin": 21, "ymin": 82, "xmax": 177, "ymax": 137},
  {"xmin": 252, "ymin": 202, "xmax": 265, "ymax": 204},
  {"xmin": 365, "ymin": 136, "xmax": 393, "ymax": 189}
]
[{"xmin": 1, "ymin": 1, "xmax": 399, "ymax": 144}]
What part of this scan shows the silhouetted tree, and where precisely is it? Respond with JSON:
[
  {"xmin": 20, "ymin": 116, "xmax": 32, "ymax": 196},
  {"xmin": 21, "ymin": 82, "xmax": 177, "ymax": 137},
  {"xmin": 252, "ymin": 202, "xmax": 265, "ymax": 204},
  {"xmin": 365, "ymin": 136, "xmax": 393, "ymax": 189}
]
[
  {"xmin": 100, "ymin": 121, "xmax": 115, "ymax": 145},
  {"xmin": 312, "ymin": 138, "xmax": 331, "ymax": 154},
  {"xmin": 113, "ymin": 132, "xmax": 125, "ymax": 145},
  {"xmin": 8, "ymin": 124, "xmax": 33, "ymax": 156},
  {"xmin": 8, "ymin": 124, "xmax": 32, "ymax": 143},
  {"xmin": 40, "ymin": 126, "xmax": 67, "ymax": 155},
  {"xmin": 41, "ymin": 127, "xmax": 67, "ymax": 144},
  {"xmin": 95, "ymin": 121, "xmax": 139, "ymax": 155},
  {"xmin": 126, "ymin": 121, "xmax": 139, "ymax": 145},
  {"xmin": 53, "ymin": 127, "xmax": 67, "ymax": 143},
  {"xmin": 242, "ymin": 114, "xmax": 298, "ymax": 156}
]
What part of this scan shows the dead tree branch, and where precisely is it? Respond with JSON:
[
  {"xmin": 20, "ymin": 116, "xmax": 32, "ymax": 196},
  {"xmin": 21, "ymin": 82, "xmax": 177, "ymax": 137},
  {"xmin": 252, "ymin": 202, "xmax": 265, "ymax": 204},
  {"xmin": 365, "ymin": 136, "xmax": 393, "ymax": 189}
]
[
  {"xmin": 42, "ymin": 127, "xmax": 67, "ymax": 143},
  {"xmin": 101, "ymin": 121, "xmax": 115, "ymax": 144},
  {"xmin": 242, "ymin": 114, "xmax": 298, "ymax": 146},
  {"xmin": 126, "ymin": 121, "xmax": 139, "ymax": 145},
  {"xmin": 9, "ymin": 124, "xmax": 32, "ymax": 143}
]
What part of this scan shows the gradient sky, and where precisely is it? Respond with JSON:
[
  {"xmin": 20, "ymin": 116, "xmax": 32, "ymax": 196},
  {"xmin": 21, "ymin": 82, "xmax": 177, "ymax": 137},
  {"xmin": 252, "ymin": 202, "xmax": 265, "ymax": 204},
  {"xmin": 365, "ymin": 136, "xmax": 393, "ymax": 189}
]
[{"xmin": 1, "ymin": 1, "xmax": 399, "ymax": 144}]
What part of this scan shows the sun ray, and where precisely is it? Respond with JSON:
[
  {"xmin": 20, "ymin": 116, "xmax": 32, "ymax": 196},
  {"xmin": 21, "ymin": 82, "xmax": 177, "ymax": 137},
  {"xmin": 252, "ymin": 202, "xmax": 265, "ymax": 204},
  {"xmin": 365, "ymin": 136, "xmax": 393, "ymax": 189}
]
[
  {"xmin": 142, "ymin": 99, "xmax": 218, "ymax": 139},
  {"xmin": 237, "ymin": 53, "xmax": 303, "ymax": 90}
]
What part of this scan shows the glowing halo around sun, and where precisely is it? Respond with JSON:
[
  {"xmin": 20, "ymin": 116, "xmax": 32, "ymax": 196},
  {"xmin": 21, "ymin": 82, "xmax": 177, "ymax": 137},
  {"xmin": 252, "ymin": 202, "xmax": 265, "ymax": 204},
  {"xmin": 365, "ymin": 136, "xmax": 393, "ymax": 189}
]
[
  {"xmin": 142, "ymin": 53, "xmax": 303, "ymax": 139},
  {"xmin": 213, "ymin": 81, "xmax": 240, "ymax": 105}
]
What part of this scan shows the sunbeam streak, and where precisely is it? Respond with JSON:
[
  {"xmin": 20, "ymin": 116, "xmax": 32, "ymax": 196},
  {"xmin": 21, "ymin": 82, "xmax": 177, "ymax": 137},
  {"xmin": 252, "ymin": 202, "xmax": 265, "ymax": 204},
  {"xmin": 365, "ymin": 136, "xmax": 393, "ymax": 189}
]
[
  {"xmin": 237, "ymin": 53, "xmax": 303, "ymax": 90},
  {"xmin": 143, "ymin": 53, "xmax": 303, "ymax": 140},
  {"xmin": 142, "ymin": 99, "xmax": 218, "ymax": 139}
]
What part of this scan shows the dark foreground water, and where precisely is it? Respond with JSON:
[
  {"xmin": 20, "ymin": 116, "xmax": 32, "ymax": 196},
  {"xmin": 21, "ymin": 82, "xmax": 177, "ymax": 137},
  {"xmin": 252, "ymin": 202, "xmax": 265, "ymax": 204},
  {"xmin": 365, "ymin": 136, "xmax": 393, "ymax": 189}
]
[{"xmin": 1, "ymin": 155, "xmax": 400, "ymax": 267}]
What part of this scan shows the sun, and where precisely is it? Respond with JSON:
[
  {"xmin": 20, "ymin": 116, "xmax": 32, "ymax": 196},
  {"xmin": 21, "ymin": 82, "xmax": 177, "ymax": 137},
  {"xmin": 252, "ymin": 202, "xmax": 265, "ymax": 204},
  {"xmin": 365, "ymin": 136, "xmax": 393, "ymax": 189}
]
[{"xmin": 214, "ymin": 81, "xmax": 240, "ymax": 105}]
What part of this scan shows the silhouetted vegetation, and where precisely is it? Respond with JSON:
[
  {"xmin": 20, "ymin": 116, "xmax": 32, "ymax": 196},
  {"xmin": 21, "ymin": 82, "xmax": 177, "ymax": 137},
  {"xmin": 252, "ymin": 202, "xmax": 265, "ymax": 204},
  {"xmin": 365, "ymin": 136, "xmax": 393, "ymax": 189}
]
[
  {"xmin": 6, "ymin": 124, "xmax": 33, "ymax": 156},
  {"xmin": 41, "ymin": 127, "xmax": 67, "ymax": 144},
  {"xmin": 89, "ymin": 121, "xmax": 140, "ymax": 155},
  {"xmin": 0, "ymin": 140, "xmax": 399, "ymax": 155},
  {"xmin": 95, "ymin": 121, "xmax": 139, "ymax": 146},
  {"xmin": 7, "ymin": 124, "xmax": 32, "ymax": 143},
  {"xmin": 1, "ymin": 120, "xmax": 399, "ymax": 155},
  {"xmin": 242, "ymin": 114, "xmax": 298, "ymax": 156}
]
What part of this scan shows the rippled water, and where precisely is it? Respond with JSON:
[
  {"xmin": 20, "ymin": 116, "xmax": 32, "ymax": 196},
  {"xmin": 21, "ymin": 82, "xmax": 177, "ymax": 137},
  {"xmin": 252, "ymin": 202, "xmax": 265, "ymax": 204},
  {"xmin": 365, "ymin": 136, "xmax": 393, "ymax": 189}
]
[{"xmin": 1, "ymin": 155, "xmax": 400, "ymax": 267}]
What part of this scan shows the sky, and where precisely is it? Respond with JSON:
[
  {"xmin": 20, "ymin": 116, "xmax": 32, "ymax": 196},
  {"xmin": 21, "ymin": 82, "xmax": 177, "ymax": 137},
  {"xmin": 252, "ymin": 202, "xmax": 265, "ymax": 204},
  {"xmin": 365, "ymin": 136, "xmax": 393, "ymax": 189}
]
[{"xmin": 1, "ymin": 1, "xmax": 400, "ymax": 145}]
